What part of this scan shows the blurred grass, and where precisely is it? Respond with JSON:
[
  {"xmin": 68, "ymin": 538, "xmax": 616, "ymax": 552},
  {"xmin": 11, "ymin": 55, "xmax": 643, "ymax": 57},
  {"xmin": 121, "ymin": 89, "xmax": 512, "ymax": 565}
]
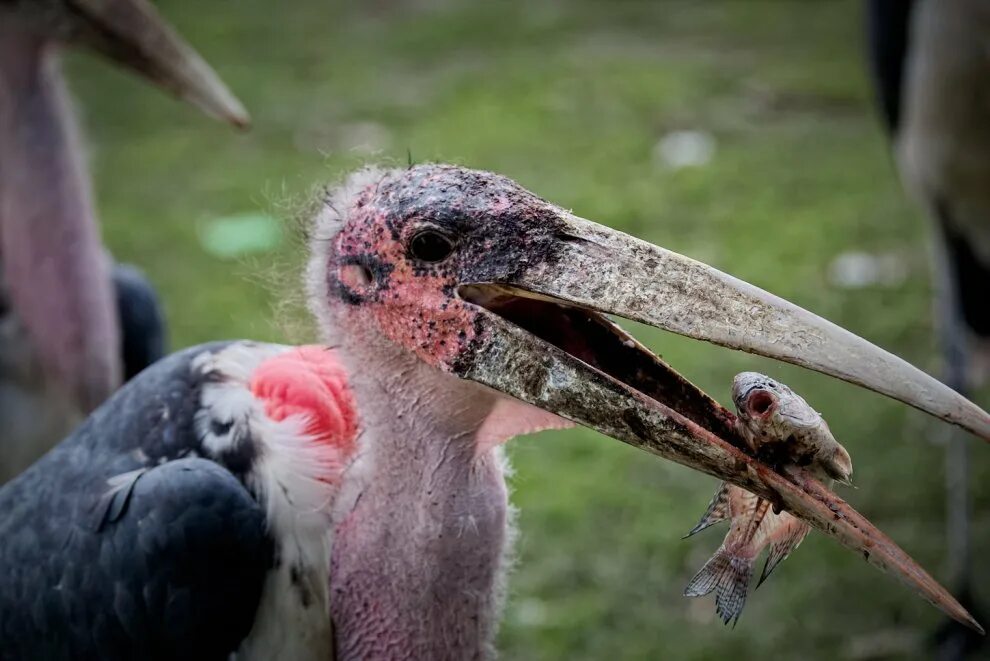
[{"xmin": 67, "ymin": 0, "xmax": 988, "ymax": 658}]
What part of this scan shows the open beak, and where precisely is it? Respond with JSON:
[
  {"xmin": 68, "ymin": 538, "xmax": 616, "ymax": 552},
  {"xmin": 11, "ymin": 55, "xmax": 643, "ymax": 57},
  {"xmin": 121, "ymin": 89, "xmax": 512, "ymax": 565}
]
[
  {"xmin": 20, "ymin": 0, "xmax": 248, "ymax": 127},
  {"xmin": 456, "ymin": 214, "xmax": 989, "ymax": 633}
]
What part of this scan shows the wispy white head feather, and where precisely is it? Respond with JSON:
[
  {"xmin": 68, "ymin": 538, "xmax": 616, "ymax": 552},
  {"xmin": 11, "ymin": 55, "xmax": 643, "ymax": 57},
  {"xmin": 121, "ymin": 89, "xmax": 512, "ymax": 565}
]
[{"xmin": 305, "ymin": 166, "xmax": 393, "ymax": 346}]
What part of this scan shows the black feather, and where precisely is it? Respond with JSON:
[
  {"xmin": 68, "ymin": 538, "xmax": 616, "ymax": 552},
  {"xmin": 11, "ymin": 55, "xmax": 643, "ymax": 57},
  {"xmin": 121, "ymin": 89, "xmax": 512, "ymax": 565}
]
[{"xmin": 0, "ymin": 344, "xmax": 275, "ymax": 660}]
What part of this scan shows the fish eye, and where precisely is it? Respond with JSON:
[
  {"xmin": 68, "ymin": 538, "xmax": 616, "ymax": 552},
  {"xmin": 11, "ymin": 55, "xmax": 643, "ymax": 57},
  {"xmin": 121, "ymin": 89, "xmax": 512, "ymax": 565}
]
[{"xmin": 409, "ymin": 229, "xmax": 455, "ymax": 263}]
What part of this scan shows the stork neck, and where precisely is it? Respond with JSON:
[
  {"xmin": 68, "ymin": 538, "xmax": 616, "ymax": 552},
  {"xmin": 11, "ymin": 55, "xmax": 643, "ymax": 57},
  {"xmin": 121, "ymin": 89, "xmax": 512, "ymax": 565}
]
[
  {"xmin": 329, "ymin": 343, "xmax": 510, "ymax": 661},
  {"xmin": 0, "ymin": 29, "xmax": 119, "ymax": 412}
]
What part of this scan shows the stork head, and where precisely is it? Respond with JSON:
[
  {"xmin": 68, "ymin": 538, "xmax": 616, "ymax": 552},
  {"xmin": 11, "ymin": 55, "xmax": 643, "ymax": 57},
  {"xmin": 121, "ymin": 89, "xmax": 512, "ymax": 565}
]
[
  {"xmin": 308, "ymin": 164, "xmax": 989, "ymax": 632},
  {"xmin": 308, "ymin": 165, "xmax": 571, "ymax": 370},
  {"xmin": 2, "ymin": 0, "xmax": 247, "ymax": 126}
]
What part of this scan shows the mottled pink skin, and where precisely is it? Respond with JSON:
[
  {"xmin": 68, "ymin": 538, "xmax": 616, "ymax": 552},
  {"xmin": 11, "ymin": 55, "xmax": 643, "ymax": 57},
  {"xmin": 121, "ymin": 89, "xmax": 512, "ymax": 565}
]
[
  {"xmin": 332, "ymin": 203, "xmax": 481, "ymax": 369},
  {"xmin": 328, "ymin": 404, "xmax": 509, "ymax": 661},
  {"xmin": 488, "ymin": 195, "xmax": 512, "ymax": 214}
]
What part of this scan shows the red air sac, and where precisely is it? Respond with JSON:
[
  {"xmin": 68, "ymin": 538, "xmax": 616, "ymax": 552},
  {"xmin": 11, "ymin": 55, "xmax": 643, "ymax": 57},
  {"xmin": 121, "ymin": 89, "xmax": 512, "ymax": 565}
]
[{"xmin": 250, "ymin": 346, "xmax": 359, "ymax": 461}]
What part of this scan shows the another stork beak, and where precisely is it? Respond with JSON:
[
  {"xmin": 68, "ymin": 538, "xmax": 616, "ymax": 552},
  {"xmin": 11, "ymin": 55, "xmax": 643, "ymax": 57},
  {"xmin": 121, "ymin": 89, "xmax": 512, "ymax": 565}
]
[
  {"xmin": 456, "ymin": 213, "xmax": 989, "ymax": 633},
  {"xmin": 35, "ymin": 0, "xmax": 248, "ymax": 127}
]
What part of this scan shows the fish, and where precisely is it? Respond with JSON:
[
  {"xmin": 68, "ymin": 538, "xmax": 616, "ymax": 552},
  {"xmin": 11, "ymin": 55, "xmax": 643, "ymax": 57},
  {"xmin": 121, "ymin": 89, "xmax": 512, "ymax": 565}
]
[
  {"xmin": 683, "ymin": 372, "xmax": 853, "ymax": 625},
  {"xmin": 731, "ymin": 371, "xmax": 852, "ymax": 485}
]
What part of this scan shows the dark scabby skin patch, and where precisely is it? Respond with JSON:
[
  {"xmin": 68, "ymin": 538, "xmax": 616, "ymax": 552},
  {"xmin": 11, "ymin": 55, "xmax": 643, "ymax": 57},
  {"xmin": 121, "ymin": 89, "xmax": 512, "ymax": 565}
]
[
  {"xmin": 338, "ymin": 164, "xmax": 572, "ymax": 288},
  {"xmin": 373, "ymin": 165, "xmax": 558, "ymax": 235}
]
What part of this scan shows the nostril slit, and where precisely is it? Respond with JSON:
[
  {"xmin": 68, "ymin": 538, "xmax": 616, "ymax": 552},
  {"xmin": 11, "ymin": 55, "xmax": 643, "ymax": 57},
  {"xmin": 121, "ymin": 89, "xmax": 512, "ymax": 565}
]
[
  {"xmin": 748, "ymin": 391, "xmax": 775, "ymax": 416},
  {"xmin": 554, "ymin": 231, "xmax": 587, "ymax": 244}
]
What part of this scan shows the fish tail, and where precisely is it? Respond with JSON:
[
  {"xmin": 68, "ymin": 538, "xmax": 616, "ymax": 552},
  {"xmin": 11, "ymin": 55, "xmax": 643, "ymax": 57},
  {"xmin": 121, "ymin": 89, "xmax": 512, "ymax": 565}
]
[
  {"xmin": 684, "ymin": 545, "xmax": 754, "ymax": 626},
  {"xmin": 757, "ymin": 520, "xmax": 811, "ymax": 589},
  {"xmin": 683, "ymin": 482, "xmax": 731, "ymax": 538}
]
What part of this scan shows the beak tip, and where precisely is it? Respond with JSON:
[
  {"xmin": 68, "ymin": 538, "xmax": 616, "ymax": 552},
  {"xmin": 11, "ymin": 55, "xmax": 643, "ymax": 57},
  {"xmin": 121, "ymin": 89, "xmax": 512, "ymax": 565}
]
[
  {"xmin": 69, "ymin": 0, "xmax": 252, "ymax": 132},
  {"xmin": 227, "ymin": 109, "xmax": 251, "ymax": 131},
  {"xmin": 190, "ymin": 89, "xmax": 250, "ymax": 130},
  {"xmin": 960, "ymin": 611, "xmax": 986, "ymax": 636},
  {"xmin": 963, "ymin": 618, "xmax": 986, "ymax": 637}
]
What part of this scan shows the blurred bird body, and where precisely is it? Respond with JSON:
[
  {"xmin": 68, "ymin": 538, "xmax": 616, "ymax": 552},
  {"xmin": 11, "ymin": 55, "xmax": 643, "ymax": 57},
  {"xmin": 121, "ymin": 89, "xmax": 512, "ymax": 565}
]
[
  {"xmin": 685, "ymin": 372, "xmax": 852, "ymax": 624},
  {"xmin": 868, "ymin": 0, "xmax": 990, "ymax": 389},
  {"xmin": 896, "ymin": 0, "xmax": 990, "ymax": 385},
  {"xmin": 0, "ymin": 263, "xmax": 166, "ymax": 483},
  {"xmin": 0, "ymin": 0, "xmax": 245, "ymax": 481},
  {"xmin": 867, "ymin": 2, "xmax": 990, "ymax": 655},
  {"xmin": 0, "ymin": 25, "xmax": 120, "ymax": 413}
]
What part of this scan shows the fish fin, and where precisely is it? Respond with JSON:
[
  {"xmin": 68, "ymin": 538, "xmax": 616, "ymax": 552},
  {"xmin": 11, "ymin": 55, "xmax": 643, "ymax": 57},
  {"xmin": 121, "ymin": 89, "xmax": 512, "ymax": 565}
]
[
  {"xmin": 756, "ymin": 517, "xmax": 810, "ymax": 589},
  {"xmin": 684, "ymin": 546, "xmax": 754, "ymax": 626},
  {"xmin": 683, "ymin": 482, "xmax": 731, "ymax": 538},
  {"xmin": 684, "ymin": 550, "xmax": 727, "ymax": 598}
]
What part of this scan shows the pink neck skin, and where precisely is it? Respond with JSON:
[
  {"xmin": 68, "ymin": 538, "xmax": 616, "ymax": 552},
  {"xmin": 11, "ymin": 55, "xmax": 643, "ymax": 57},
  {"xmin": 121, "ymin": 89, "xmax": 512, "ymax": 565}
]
[
  {"xmin": 329, "ymin": 336, "xmax": 508, "ymax": 661},
  {"xmin": 328, "ymin": 331, "xmax": 569, "ymax": 660},
  {"xmin": 0, "ymin": 28, "xmax": 119, "ymax": 412}
]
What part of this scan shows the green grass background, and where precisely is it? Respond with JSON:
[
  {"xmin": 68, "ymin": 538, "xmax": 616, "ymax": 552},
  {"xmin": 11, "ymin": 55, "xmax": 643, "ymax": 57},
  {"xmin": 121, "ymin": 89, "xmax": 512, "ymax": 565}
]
[{"xmin": 66, "ymin": 1, "xmax": 989, "ymax": 658}]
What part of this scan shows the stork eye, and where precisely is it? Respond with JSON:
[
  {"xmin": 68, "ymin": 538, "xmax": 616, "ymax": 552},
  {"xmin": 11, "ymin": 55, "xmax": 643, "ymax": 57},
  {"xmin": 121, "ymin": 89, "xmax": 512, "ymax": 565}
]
[{"xmin": 409, "ymin": 229, "xmax": 455, "ymax": 263}]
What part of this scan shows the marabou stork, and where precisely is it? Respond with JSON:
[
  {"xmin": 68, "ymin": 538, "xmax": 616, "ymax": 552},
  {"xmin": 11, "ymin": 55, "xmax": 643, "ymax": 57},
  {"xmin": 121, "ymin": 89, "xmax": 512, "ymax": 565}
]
[
  {"xmin": 866, "ymin": 1, "xmax": 990, "ymax": 655},
  {"xmin": 1, "ymin": 165, "xmax": 988, "ymax": 659},
  {"xmin": 0, "ymin": 263, "xmax": 165, "ymax": 482},
  {"xmin": 0, "ymin": 0, "xmax": 248, "ymax": 481}
]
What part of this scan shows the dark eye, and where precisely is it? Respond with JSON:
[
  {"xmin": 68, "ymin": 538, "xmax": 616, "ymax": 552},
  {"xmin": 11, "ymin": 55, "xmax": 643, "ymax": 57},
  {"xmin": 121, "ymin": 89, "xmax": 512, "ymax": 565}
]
[{"xmin": 409, "ymin": 229, "xmax": 455, "ymax": 263}]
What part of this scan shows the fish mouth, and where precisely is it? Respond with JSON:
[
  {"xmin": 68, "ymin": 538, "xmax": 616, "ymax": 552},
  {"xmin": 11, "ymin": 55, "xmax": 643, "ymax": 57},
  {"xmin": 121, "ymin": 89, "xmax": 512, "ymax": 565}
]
[
  {"xmin": 739, "ymin": 387, "xmax": 777, "ymax": 419},
  {"xmin": 452, "ymin": 212, "xmax": 987, "ymax": 633}
]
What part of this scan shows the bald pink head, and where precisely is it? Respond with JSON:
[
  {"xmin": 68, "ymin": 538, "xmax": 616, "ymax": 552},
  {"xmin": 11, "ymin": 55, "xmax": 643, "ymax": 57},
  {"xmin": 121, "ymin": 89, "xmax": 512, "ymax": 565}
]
[{"xmin": 308, "ymin": 164, "xmax": 571, "ymax": 372}]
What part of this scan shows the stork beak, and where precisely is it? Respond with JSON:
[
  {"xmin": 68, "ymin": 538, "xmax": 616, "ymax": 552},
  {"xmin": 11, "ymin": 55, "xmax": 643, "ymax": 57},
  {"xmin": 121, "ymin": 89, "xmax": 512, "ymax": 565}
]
[
  {"xmin": 455, "ymin": 213, "xmax": 989, "ymax": 633},
  {"xmin": 37, "ymin": 0, "xmax": 248, "ymax": 127}
]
